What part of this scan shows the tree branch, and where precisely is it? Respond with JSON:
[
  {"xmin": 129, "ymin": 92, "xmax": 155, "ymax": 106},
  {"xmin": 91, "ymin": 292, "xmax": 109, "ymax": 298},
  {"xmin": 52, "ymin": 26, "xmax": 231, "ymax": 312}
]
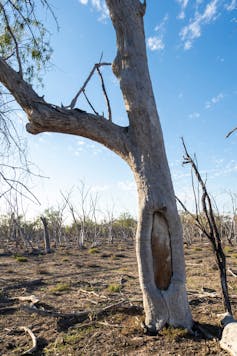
[
  {"xmin": 226, "ymin": 127, "xmax": 237, "ymax": 138},
  {"xmin": 0, "ymin": 3, "xmax": 23, "ymax": 77},
  {"xmin": 64, "ymin": 62, "xmax": 111, "ymax": 109},
  {"xmin": 96, "ymin": 66, "xmax": 112, "ymax": 121},
  {"xmin": 0, "ymin": 57, "xmax": 130, "ymax": 160}
]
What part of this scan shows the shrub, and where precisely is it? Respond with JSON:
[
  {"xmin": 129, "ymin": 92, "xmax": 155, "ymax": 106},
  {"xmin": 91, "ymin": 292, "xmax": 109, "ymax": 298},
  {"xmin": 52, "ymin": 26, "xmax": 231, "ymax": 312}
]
[
  {"xmin": 88, "ymin": 247, "xmax": 99, "ymax": 254},
  {"xmin": 108, "ymin": 284, "xmax": 121, "ymax": 293},
  {"xmin": 49, "ymin": 283, "xmax": 71, "ymax": 293},
  {"xmin": 15, "ymin": 256, "xmax": 28, "ymax": 262}
]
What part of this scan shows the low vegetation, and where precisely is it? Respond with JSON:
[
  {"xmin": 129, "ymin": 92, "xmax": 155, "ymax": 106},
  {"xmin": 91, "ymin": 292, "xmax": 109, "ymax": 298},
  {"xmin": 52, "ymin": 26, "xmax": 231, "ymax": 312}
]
[{"xmin": 0, "ymin": 239, "xmax": 237, "ymax": 355}]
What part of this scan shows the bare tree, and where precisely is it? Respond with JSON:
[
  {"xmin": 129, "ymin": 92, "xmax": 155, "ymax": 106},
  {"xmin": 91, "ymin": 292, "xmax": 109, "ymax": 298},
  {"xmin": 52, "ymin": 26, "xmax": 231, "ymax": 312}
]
[
  {"xmin": 0, "ymin": 1, "xmax": 192, "ymax": 332},
  {"xmin": 177, "ymin": 139, "xmax": 232, "ymax": 315},
  {"xmin": 40, "ymin": 216, "xmax": 51, "ymax": 254}
]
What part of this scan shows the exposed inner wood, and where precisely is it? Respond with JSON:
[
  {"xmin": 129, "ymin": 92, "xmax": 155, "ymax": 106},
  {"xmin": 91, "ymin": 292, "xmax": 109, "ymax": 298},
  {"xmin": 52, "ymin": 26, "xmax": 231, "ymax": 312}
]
[{"xmin": 151, "ymin": 212, "xmax": 172, "ymax": 290}]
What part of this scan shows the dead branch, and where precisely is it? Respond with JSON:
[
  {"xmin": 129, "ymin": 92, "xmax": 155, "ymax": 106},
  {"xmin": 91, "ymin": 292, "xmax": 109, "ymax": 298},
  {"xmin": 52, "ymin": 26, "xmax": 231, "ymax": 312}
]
[
  {"xmin": 82, "ymin": 90, "xmax": 99, "ymax": 115},
  {"xmin": 96, "ymin": 66, "xmax": 112, "ymax": 121},
  {"xmin": 15, "ymin": 295, "xmax": 40, "ymax": 306},
  {"xmin": 22, "ymin": 305, "xmax": 90, "ymax": 320},
  {"xmin": 97, "ymin": 321, "xmax": 123, "ymax": 328},
  {"xmin": 228, "ymin": 268, "xmax": 237, "ymax": 278},
  {"xmin": 226, "ymin": 127, "xmax": 237, "ymax": 138},
  {"xmin": 22, "ymin": 299, "xmax": 131, "ymax": 322},
  {"xmin": 178, "ymin": 138, "xmax": 232, "ymax": 315},
  {"xmin": 19, "ymin": 326, "xmax": 37, "ymax": 355},
  {"xmin": 65, "ymin": 62, "xmax": 111, "ymax": 109},
  {"xmin": 79, "ymin": 288, "xmax": 107, "ymax": 299}
]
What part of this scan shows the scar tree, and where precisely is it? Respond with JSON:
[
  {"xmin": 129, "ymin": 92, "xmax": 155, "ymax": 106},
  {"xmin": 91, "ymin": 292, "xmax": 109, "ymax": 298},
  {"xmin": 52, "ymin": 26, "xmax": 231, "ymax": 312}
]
[{"xmin": 0, "ymin": 0, "xmax": 192, "ymax": 332}]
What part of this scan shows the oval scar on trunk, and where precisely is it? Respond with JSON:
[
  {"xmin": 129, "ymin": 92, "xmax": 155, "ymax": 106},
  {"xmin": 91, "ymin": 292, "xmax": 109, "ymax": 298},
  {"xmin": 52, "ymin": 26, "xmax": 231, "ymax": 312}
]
[{"xmin": 151, "ymin": 212, "xmax": 172, "ymax": 290}]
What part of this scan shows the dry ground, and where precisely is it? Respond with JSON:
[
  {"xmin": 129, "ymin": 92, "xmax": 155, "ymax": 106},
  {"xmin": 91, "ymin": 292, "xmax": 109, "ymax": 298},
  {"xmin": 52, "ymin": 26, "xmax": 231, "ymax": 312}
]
[{"xmin": 0, "ymin": 240, "xmax": 237, "ymax": 355}]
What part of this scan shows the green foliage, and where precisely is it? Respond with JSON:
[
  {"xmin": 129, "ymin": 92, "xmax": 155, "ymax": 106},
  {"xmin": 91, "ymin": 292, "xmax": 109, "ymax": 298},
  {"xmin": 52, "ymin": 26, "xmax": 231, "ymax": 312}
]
[
  {"xmin": 108, "ymin": 284, "xmax": 121, "ymax": 293},
  {"xmin": 15, "ymin": 255, "xmax": 28, "ymax": 262},
  {"xmin": 115, "ymin": 212, "xmax": 137, "ymax": 229},
  {"xmin": 223, "ymin": 246, "xmax": 233, "ymax": 255},
  {"xmin": 88, "ymin": 247, "xmax": 99, "ymax": 254},
  {"xmin": 193, "ymin": 247, "xmax": 202, "ymax": 252},
  {"xmin": 0, "ymin": 0, "xmax": 54, "ymax": 82},
  {"xmin": 49, "ymin": 283, "xmax": 71, "ymax": 293},
  {"xmin": 160, "ymin": 326, "xmax": 189, "ymax": 340}
]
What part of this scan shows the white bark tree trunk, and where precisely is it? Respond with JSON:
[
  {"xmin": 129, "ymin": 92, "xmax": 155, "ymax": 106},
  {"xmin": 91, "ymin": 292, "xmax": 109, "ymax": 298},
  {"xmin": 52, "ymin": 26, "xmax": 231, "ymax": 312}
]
[
  {"xmin": 0, "ymin": 0, "xmax": 192, "ymax": 332},
  {"xmin": 40, "ymin": 216, "xmax": 51, "ymax": 254},
  {"xmin": 106, "ymin": 0, "xmax": 192, "ymax": 331}
]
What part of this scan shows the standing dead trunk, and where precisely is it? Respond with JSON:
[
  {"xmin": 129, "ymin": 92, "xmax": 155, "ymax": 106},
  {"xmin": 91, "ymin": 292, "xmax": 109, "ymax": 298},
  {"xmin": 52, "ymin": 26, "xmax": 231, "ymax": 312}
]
[{"xmin": 40, "ymin": 216, "xmax": 51, "ymax": 254}]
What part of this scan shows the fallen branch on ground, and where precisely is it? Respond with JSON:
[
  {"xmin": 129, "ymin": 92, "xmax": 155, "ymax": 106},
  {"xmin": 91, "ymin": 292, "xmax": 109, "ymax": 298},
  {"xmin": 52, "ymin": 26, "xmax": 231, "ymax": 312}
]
[
  {"xmin": 22, "ymin": 299, "xmax": 131, "ymax": 322},
  {"xmin": 19, "ymin": 326, "xmax": 37, "ymax": 355},
  {"xmin": 228, "ymin": 268, "xmax": 237, "ymax": 278}
]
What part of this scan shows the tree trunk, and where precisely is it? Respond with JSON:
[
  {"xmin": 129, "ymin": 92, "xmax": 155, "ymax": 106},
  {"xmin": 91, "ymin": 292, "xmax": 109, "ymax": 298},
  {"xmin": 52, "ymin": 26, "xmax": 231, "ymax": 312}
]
[
  {"xmin": 40, "ymin": 216, "xmax": 51, "ymax": 254},
  {"xmin": 133, "ymin": 165, "xmax": 192, "ymax": 331},
  {"xmin": 106, "ymin": 0, "xmax": 192, "ymax": 331}
]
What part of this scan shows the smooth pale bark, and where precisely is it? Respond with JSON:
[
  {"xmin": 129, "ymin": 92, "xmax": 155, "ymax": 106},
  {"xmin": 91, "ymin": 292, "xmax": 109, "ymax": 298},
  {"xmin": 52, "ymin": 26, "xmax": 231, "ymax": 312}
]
[
  {"xmin": 0, "ymin": 0, "xmax": 192, "ymax": 331},
  {"xmin": 106, "ymin": 0, "xmax": 192, "ymax": 331},
  {"xmin": 40, "ymin": 216, "xmax": 51, "ymax": 254}
]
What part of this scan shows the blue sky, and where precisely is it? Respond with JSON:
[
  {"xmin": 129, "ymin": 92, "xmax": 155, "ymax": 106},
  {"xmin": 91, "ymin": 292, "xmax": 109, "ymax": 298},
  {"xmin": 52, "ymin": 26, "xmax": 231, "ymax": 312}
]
[{"xmin": 4, "ymin": 0, "xmax": 237, "ymax": 219}]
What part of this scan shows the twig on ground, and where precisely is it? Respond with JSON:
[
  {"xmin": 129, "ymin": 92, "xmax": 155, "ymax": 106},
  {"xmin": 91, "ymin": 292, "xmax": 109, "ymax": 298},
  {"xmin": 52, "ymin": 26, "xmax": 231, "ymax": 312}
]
[
  {"xmin": 16, "ymin": 295, "xmax": 40, "ymax": 306},
  {"xmin": 19, "ymin": 326, "xmax": 37, "ymax": 355},
  {"xmin": 228, "ymin": 268, "xmax": 237, "ymax": 278}
]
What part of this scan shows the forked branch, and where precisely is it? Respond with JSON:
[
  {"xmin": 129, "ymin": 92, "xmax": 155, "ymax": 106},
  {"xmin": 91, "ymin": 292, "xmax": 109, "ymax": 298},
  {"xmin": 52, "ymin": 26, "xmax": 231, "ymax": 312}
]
[{"xmin": 64, "ymin": 62, "xmax": 111, "ymax": 110}]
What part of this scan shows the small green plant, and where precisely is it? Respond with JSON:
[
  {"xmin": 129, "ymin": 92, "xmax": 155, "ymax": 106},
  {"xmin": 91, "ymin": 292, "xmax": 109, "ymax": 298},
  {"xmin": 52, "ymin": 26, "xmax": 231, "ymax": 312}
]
[
  {"xmin": 232, "ymin": 253, "xmax": 237, "ymax": 259},
  {"xmin": 49, "ymin": 283, "xmax": 71, "ymax": 293},
  {"xmin": 88, "ymin": 247, "xmax": 99, "ymax": 254},
  {"xmin": 15, "ymin": 256, "xmax": 28, "ymax": 262},
  {"xmin": 160, "ymin": 326, "xmax": 188, "ymax": 341},
  {"xmin": 108, "ymin": 284, "xmax": 121, "ymax": 293},
  {"xmin": 193, "ymin": 247, "xmax": 202, "ymax": 252},
  {"xmin": 224, "ymin": 246, "xmax": 233, "ymax": 255}
]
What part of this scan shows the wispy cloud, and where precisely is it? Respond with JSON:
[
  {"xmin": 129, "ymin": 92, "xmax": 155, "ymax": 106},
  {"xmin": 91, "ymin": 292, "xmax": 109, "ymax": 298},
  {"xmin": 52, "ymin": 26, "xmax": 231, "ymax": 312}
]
[
  {"xmin": 147, "ymin": 14, "xmax": 168, "ymax": 52},
  {"xmin": 91, "ymin": 184, "xmax": 110, "ymax": 192},
  {"xmin": 225, "ymin": 0, "xmax": 237, "ymax": 11},
  {"xmin": 205, "ymin": 92, "xmax": 224, "ymax": 109},
  {"xmin": 176, "ymin": 0, "xmax": 189, "ymax": 19},
  {"xmin": 189, "ymin": 112, "xmax": 200, "ymax": 119},
  {"xmin": 147, "ymin": 37, "xmax": 165, "ymax": 51},
  {"xmin": 117, "ymin": 180, "xmax": 136, "ymax": 192},
  {"xmin": 180, "ymin": 0, "xmax": 219, "ymax": 50},
  {"xmin": 78, "ymin": 0, "xmax": 109, "ymax": 21},
  {"xmin": 68, "ymin": 138, "xmax": 106, "ymax": 156}
]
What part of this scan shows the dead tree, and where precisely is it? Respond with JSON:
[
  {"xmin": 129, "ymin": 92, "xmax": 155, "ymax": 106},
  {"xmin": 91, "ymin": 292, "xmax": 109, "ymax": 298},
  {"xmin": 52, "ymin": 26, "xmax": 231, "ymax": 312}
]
[
  {"xmin": 40, "ymin": 216, "xmax": 51, "ymax": 254},
  {"xmin": 177, "ymin": 139, "xmax": 232, "ymax": 315}
]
